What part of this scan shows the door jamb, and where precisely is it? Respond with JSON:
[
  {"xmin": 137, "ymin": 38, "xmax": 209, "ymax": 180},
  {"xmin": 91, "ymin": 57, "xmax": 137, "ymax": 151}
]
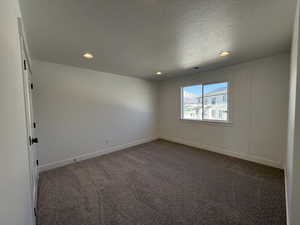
[{"xmin": 17, "ymin": 17, "xmax": 37, "ymax": 225}]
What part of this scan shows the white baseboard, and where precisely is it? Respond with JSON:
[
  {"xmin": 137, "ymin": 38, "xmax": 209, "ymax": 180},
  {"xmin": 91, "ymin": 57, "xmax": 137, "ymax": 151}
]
[
  {"xmin": 160, "ymin": 136, "xmax": 283, "ymax": 169},
  {"xmin": 39, "ymin": 135, "xmax": 282, "ymax": 171},
  {"xmin": 39, "ymin": 136, "xmax": 158, "ymax": 172},
  {"xmin": 284, "ymin": 168, "xmax": 290, "ymax": 225}
]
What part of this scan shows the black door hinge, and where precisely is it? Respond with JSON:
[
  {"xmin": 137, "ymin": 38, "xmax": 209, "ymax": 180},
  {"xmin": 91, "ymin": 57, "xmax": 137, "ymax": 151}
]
[
  {"xmin": 30, "ymin": 83, "xmax": 34, "ymax": 90},
  {"xmin": 34, "ymin": 208, "xmax": 37, "ymax": 217},
  {"xmin": 23, "ymin": 60, "xmax": 27, "ymax": 70},
  {"xmin": 33, "ymin": 122, "xmax": 36, "ymax": 128},
  {"xmin": 36, "ymin": 160, "xmax": 39, "ymax": 166},
  {"xmin": 29, "ymin": 136, "xmax": 32, "ymax": 146}
]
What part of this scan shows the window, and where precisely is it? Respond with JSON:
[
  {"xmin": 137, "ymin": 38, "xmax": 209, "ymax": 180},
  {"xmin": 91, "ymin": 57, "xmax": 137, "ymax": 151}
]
[
  {"xmin": 181, "ymin": 82, "xmax": 229, "ymax": 122},
  {"xmin": 182, "ymin": 85, "xmax": 203, "ymax": 120},
  {"xmin": 211, "ymin": 97, "xmax": 216, "ymax": 105},
  {"xmin": 211, "ymin": 109, "xmax": 216, "ymax": 118}
]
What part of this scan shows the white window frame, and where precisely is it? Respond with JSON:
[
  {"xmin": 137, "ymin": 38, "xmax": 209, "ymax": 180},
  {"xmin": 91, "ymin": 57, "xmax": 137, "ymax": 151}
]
[{"xmin": 180, "ymin": 81, "xmax": 231, "ymax": 124}]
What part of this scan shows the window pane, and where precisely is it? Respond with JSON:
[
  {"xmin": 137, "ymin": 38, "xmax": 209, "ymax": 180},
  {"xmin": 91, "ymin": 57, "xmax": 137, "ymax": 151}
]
[
  {"xmin": 182, "ymin": 85, "xmax": 202, "ymax": 120},
  {"xmin": 203, "ymin": 82, "xmax": 228, "ymax": 121}
]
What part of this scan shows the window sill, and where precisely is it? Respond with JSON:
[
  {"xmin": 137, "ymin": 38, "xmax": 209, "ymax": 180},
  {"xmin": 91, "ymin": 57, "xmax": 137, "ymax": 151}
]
[{"xmin": 180, "ymin": 118, "xmax": 233, "ymax": 127}]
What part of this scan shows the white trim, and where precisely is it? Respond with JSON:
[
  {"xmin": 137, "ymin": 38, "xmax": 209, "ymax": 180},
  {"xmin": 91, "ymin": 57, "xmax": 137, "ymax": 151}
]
[
  {"xmin": 284, "ymin": 168, "xmax": 290, "ymax": 225},
  {"xmin": 39, "ymin": 137, "xmax": 158, "ymax": 172},
  {"xmin": 160, "ymin": 136, "xmax": 283, "ymax": 169},
  {"xmin": 18, "ymin": 17, "xmax": 37, "ymax": 225},
  {"xmin": 17, "ymin": 18, "xmax": 33, "ymax": 73},
  {"xmin": 180, "ymin": 118, "xmax": 233, "ymax": 126}
]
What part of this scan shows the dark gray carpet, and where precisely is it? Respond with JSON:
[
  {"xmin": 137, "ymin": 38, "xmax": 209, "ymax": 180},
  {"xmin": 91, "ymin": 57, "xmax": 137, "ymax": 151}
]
[{"xmin": 38, "ymin": 140, "xmax": 286, "ymax": 225}]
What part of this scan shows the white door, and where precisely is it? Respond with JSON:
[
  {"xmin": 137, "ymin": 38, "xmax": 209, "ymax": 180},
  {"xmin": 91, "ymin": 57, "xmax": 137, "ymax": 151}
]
[{"xmin": 20, "ymin": 36, "xmax": 39, "ymax": 214}]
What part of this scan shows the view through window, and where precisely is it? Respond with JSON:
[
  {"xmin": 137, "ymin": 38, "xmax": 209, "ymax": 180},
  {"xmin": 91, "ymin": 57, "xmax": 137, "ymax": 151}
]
[{"xmin": 182, "ymin": 82, "xmax": 229, "ymax": 121}]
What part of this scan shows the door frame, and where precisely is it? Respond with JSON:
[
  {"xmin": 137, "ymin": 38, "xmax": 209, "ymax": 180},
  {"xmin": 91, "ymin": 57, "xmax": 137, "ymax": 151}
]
[{"xmin": 18, "ymin": 17, "xmax": 38, "ymax": 223}]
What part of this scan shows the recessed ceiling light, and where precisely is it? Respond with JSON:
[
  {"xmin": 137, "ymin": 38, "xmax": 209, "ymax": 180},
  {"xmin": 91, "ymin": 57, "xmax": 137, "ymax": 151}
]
[
  {"xmin": 155, "ymin": 72, "xmax": 162, "ymax": 75},
  {"xmin": 83, "ymin": 52, "xmax": 94, "ymax": 59},
  {"xmin": 219, "ymin": 51, "xmax": 231, "ymax": 57}
]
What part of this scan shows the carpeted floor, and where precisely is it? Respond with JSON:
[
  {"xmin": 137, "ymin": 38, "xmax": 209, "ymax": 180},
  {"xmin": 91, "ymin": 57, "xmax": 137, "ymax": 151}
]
[{"xmin": 38, "ymin": 140, "xmax": 286, "ymax": 225}]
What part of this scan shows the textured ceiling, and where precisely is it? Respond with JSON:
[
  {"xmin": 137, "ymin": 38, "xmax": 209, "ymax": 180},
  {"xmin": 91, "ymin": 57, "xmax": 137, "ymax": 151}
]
[{"xmin": 19, "ymin": 0, "xmax": 296, "ymax": 79}]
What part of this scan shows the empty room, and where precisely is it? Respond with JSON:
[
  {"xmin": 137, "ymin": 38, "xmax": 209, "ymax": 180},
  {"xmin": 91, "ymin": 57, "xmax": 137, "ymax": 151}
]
[{"xmin": 2, "ymin": 0, "xmax": 300, "ymax": 224}]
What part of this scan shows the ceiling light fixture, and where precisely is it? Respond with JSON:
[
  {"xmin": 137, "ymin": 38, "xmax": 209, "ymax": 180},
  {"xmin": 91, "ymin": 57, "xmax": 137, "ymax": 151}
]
[
  {"xmin": 219, "ymin": 51, "xmax": 231, "ymax": 57},
  {"xmin": 83, "ymin": 52, "xmax": 94, "ymax": 59},
  {"xmin": 155, "ymin": 72, "xmax": 162, "ymax": 76}
]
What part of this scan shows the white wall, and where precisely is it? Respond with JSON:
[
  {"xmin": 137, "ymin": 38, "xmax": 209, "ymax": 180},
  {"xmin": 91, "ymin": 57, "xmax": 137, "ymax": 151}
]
[
  {"xmin": 0, "ymin": 0, "xmax": 34, "ymax": 225},
  {"xmin": 32, "ymin": 60, "xmax": 158, "ymax": 171},
  {"xmin": 159, "ymin": 53, "xmax": 290, "ymax": 169},
  {"xmin": 287, "ymin": 0, "xmax": 300, "ymax": 224}
]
